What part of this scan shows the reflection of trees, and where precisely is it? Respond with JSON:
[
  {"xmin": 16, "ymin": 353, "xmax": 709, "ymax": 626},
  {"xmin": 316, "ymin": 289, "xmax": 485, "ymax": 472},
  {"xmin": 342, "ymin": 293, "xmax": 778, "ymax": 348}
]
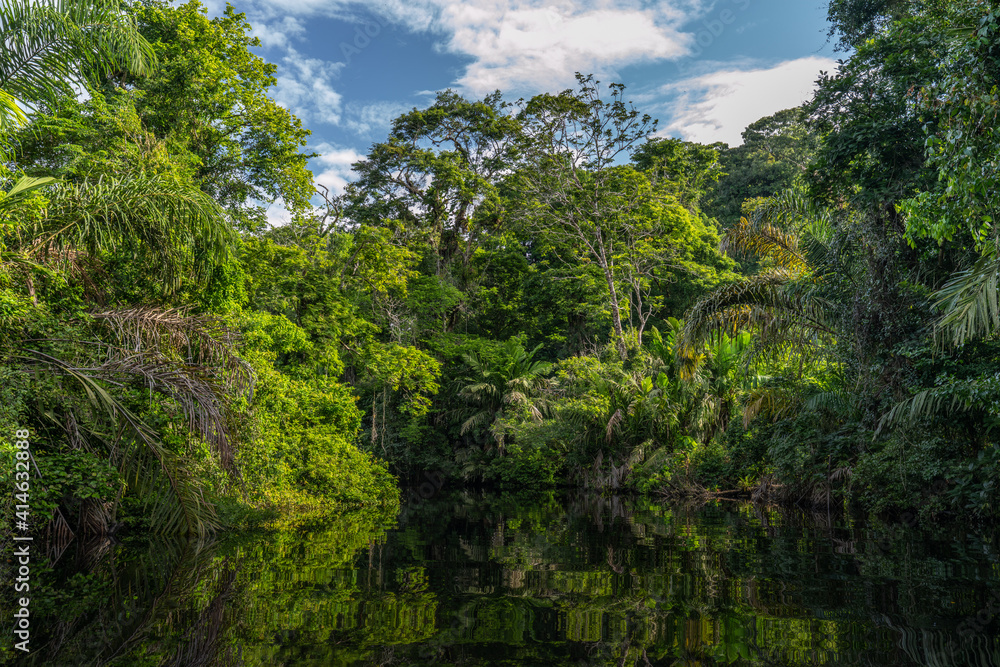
[
  {"xmin": 16, "ymin": 537, "xmax": 241, "ymax": 666},
  {"xmin": 11, "ymin": 509, "xmax": 396, "ymax": 666},
  {"xmin": 14, "ymin": 496, "xmax": 1000, "ymax": 666},
  {"xmin": 382, "ymin": 494, "xmax": 1000, "ymax": 666}
]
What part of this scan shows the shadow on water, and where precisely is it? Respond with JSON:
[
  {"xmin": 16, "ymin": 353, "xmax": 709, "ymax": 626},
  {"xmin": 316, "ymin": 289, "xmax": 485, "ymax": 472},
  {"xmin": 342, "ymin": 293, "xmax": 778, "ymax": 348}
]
[{"xmin": 3, "ymin": 493, "xmax": 999, "ymax": 666}]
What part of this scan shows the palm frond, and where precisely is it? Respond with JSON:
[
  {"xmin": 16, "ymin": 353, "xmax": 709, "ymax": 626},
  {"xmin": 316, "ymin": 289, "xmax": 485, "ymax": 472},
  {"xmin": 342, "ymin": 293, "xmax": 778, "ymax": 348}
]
[
  {"xmin": 680, "ymin": 270, "xmax": 834, "ymax": 352},
  {"xmin": 25, "ymin": 175, "xmax": 234, "ymax": 292},
  {"xmin": 460, "ymin": 410, "xmax": 492, "ymax": 436},
  {"xmin": 723, "ymin": 216, "xmax": 807, "ymax": 272},
  {"xmin": 605, "ymin": 408, "xmax": 623, "ymax": 443},
  {"xmin": 19, "ymin": 349, "xmax": 220, "ymax": 535},
  {"xmin": 754, "ymin": 188, "xmax": 827, "ymax": 227},
  {"xmin": 0, "ymin": 174, "xmax": 55, "ymax": 211},
  {"xmin": 93, "ymin": 352, "xmax": 237, "ymax": 471},
  {"xmin": 0, "ymin": 0, "xmax": 155, "ymax": 115},
  {"xmin": 802, "ymin": 390, "xmax": 857, "ymax": 418},
  {"xmin": 741, "ymin": 384, "xmax": 800, "ymax": 428},
  {"xmin": 91, "ymin": 306, "xmax": 254, "ymax": 396},
  {"xmin": 877, "ymin": 387, "xmax": 966, "ymax": 435},
  {"xmin": 0, "ymin": 86, "xmax": 26, "ymax": 136},
  {"xmin": 877, "ymin": 374, "xmax": 1000, "ymax": 435},
  {"xmin": 504, "ymin": 390, "xmax": 528, "ymax": 406},
  {"xmin": 933, "ymin": 248, "xmax": 1000, "ymax": 348}
]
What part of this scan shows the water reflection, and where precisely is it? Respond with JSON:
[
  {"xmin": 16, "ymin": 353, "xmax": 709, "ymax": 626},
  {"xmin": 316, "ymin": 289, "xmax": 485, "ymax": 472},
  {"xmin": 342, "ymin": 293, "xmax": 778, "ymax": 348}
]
[{"xmin": 8, "ymin": 493, "xmax": 1000, "ymax": 666}]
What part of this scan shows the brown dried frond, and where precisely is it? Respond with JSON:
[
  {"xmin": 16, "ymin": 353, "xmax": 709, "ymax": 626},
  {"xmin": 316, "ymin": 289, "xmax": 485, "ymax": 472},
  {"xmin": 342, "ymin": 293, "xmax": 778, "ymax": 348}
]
[
  {"xmin": 605, "ymin": 409, "xmax": 623, "ymax": 443},
  {"xmin": 93, "ymin": 352, "xmax": 238, "ymax": 471},
  {"xmin": 78, "ymin": 499, "xmax": 113, "ymax": 536},
  {"xmin": 92, "ymin": 306, "xmax": 254, "ymax": 397},
  {"xmin": 46, "ymin": 508, "xmax": 75, "ymax": 562}
]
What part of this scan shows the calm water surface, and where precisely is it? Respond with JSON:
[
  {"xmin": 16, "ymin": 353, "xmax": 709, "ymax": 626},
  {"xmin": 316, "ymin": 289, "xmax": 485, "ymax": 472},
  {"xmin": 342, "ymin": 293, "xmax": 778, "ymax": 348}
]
[{"xmin": 14, "ymin": 492, "xmax": 1000, "ymax": 666}]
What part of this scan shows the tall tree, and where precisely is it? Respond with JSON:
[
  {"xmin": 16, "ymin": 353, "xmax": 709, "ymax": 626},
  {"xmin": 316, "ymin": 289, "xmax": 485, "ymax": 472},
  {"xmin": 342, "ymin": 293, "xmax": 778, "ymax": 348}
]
[
  {"xmin": 348, "ymin": 90, "xmax": 522, "ymax": 282},
  {"xmin": 102, "ymin": 0, "xmax": 315, "ymax": 231},
  {"xmin": 516, "ymin": 74, "xmax": 657, "ymax": 357},
  {"xmin": 703, "ymin": 108, "xmax": 818, "ymax": 231},
  {"xmin": 631, "ymin": 137, "xmax": 724, "ymax": 213}
]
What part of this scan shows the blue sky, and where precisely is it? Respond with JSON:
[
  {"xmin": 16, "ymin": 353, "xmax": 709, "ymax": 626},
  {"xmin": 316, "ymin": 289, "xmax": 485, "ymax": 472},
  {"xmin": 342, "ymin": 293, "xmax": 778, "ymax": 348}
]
[{"xmin": 199, "ymin": 0, "xmax": 840, "ymax": 221}]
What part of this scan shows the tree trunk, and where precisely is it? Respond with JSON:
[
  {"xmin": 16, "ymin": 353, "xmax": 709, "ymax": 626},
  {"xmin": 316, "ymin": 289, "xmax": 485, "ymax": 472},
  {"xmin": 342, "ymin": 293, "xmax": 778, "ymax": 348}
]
[
  {"xmin": 26, "ymin": 275, "xmax": 38, "ymax": 306},
  {"xmin": 596, "ymin": 235, "xmax": 627, "ymax": 358}
]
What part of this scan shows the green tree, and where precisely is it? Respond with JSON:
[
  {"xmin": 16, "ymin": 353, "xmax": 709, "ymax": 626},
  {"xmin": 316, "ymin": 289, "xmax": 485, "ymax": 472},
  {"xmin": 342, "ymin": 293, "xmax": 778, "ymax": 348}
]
[
  {"xmin": 104, "ymin": 0, "xmax": 315, "ymax": 230},
  {"xmin": 631, "ymin": 137, "xmax": 724, "ymax": 213},
  {"xmin": 516, "ymin": 74, "xmax": 658, "ymax": 357},
  {"xmin": 703, "ymin": 108, "xmax": 818, "ymax": 231},
  {"xmin": 458, "ymin": 339, "xmax": 551, "ymax": 449},
  {"xmin": 1, "ymin": 169, "xmax": 245, "ymax": 535},
  {"xmin": 898, "ymin": 3, "xmax": 1000, "ymax": 348},
  {"xmin": 826, "ymin": 0, "xmax": 910, "ymax": 51},
  {"xmin": 348, "ymin": 90, "xmax": 522, "ymax": 282},
  {"xmin": 0, "ymin": 0, "xmax": 154, "ymax": 136}
]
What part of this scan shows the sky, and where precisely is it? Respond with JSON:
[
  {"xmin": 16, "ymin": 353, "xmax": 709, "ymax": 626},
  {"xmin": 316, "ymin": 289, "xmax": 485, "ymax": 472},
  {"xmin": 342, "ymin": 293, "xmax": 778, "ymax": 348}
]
[{"xmin": 199, "ymin": 0, "xmax": 841, "ymax": 221}]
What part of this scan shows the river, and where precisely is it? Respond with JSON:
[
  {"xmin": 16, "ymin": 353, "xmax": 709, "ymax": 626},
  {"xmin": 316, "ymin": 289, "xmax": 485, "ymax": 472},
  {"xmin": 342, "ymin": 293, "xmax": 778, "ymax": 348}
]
[{"xmin": 13, "ymin": 491, "xmax": 1000, "ymax": 666}]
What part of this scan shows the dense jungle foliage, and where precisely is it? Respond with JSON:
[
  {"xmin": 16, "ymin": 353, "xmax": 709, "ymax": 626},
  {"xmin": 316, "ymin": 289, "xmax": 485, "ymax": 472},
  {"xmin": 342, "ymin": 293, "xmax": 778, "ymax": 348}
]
[{"xmin": 3, "ymin": 0, "xmax": 1000, "ymax": 540}]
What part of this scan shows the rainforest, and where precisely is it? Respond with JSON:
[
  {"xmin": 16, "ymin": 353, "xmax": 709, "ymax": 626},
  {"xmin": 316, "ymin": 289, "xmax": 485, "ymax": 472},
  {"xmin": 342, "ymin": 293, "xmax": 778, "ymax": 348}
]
[{"xmin": 1, "ymin": 0, "xmax": 1000, "ymax": 665}]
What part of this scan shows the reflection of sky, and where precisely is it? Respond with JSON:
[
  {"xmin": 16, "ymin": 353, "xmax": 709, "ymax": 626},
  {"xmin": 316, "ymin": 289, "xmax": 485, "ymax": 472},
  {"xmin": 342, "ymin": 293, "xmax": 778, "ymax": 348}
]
[{"xmin": 200, "ymin": 0, "xmax": 838, "ymax": 219}]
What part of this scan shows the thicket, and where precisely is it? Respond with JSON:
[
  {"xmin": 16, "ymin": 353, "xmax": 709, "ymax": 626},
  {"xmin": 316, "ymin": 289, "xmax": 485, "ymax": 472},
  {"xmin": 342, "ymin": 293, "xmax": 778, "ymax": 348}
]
[
  {"xmin": 4, "ymin": 0, "xmax": 1000, "ymax": 538},
  {"xmin": 336, "ymin": 0, "xmax": 1000, "ymax": 522},
  {"xmin": 0, "ymin": 0, "xmax": 401, "ymax": 538}
]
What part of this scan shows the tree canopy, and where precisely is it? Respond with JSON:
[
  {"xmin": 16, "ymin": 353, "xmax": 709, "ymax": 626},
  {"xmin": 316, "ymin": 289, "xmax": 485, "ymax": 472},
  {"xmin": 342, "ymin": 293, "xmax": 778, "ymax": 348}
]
[{"xmin": 4, "ymin": 0, "xmax": 1000, "ymax": 550}]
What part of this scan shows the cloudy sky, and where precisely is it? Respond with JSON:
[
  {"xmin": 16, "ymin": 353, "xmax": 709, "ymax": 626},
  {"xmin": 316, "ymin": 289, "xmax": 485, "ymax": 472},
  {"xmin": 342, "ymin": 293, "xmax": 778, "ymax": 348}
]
[{"xmin": 200, "ymin": 0, "xmax": 839, "ymax": 216}]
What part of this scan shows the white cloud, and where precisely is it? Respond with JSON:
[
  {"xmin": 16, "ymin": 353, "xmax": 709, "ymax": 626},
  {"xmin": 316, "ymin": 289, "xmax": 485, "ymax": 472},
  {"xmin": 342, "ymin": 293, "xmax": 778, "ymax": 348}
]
[
  {"xmin": 311, "ymin": 142, "xmax": 366, "ymax": 194},
  {"xmin": 272, "ymin": 49, "xmax": 345, "ymax": 126},
  {"xmin": 443, "ymin": 4, "xmax": 693, "ymax": 95},
  {"xmin": 265, "ymin": 199, "xmax": 293, "ymax": 227},
  {"xmin": 229, "ymin": 1, "xmax": 706, "ymax": 95},
  {"xmin": 343, "ymin": 101, "xmax": 411, "ymax": 137},
  {"xmin": 265, "ymin": 144, "xmax": 366, "ymax": 226},
  {"xmin": 661, "ymin": 56, "xmax": 838, "ymax": 146},
  {"xmin": 200, "ymin": 0, "xmax": 229, "ymax": 18},
  {"xmin": 252, "ymin": 16, "xmax": 306, "ymax": 49},
  {"xmin": 233, "ymin": 0, "xmax": 437, "ymax": 30}
]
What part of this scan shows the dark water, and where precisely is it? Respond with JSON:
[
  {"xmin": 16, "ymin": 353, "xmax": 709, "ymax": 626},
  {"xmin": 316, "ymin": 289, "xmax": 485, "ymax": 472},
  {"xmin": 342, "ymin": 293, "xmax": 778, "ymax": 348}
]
[{"xmin": 8, "ymin": 492, "xmax": 1000, "ymax": 666}]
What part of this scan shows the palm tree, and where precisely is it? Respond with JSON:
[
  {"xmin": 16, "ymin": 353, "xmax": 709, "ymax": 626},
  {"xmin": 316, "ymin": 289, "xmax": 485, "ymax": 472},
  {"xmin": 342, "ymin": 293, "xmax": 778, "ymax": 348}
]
[
  {"xmin": 458, "ymin": 340, "xmax": 552, "ymax": 450},
  {"xmin": 678, "ymin": 190, "xmax": 843, "ymax": 426},
  {"xmin": 3, "ymin": 175, "xmax": 243, "ymax": 535},
  {"xmin": 645, "ymin": 320, "xmax": 749, "ymax": 444},
  {"xmin": 680, "ymin": 191, "xmax": 836, "ymax": 359},
  {"xmin": 4, "ymin": 177, "xmax": 244, "ymax": 535},
  {"xmin": 18, "ymin": 173, "xmax": 235, "ymax": 292},
  {"xmin": 0, "ymin": 0, "xmax": 154, "ymax": 135},
  {"xmin": 0, "ymin": 2, "xmax": 249, "ymax": 535},
  {"xmin": 680, "ymin": 191, "xmax": 836, "ymax": 361},
  {"xmin": 0, "ymin": 0, "xmax": 156, "ymax": 226},
  {"xmin": 14, "ymin": 308, "xmax": 253, "ymax": 536}
]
